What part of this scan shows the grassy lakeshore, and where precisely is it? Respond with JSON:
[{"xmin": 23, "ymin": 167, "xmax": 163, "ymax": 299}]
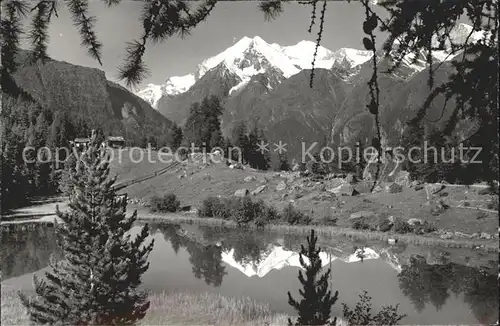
[
  {"xmin": 1, "ymin": 287, "xmax": 289, "ymax": 326},
  {"xmin": 137, "ymin": 211, "xmax": 499, "ymax": 252}
]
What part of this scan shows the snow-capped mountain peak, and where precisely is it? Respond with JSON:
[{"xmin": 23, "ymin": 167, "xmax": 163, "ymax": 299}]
[
  {"xmin": 198, "ymin": 35, "xmax": 301, "ymax": 81},
  {"xmin": 136, "ymin": 74, "xmax": 195, "ymax": 108},
  {"xmin": 135, "ymin": 23, "xmax": 486, "ymax": 107},
  {"xmin": 135, "ymin": 83, "xmax": 163, "ymax": 108},
  {"xmin": 136, "ymin": 36, "xmax": 376, "ymax": 107}
]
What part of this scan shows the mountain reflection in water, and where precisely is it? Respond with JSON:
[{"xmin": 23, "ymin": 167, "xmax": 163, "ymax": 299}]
[{"xmin": 1, "ymin": 222, "xmax": 497, "ymax": 324}]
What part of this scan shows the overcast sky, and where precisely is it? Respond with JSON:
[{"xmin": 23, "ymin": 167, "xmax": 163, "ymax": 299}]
[{"xmin": 24, "ymin": 1, "xmax": 389, "ymax": 89}]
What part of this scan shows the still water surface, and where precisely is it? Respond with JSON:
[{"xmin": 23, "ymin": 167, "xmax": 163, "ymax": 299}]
[{"xmin": 1, "ymin": 222, "xmax": 498, "ymax": 325}]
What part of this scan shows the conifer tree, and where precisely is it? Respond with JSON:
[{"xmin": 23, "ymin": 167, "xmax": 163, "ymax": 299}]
[
  {"xmin": 247, "ymin": 126, "xmax": 270, "ymax": 170},
  {"xmin": 231, "ymin": 121, "xmax": 250, "ymax": 164},
  {"xmin": 167, "ymin": 122, "xmax": 183, "ymax": 151},
  {"xmin": 288, "ymin": 229, "xmax": 338, "ymax": 326},
  {"xmin": 18, "ymin": 131, "xmax": 155, "ymax": 325}
]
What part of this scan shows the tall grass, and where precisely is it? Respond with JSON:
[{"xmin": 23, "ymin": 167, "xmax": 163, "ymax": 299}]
[
  {"xmin": 1, "ymin": 287, "xmax": 29, "ymax": 325},
  {"xmin": 1, "ymin": 288, "xmax": 289, "ymax": 326},
  {"xmin": 144, "ymin": 291, "xmax": 289, "ymax": 326}
]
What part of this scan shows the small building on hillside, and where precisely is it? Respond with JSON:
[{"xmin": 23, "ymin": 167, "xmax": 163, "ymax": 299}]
[
  {"xmin": 71, "ymin": 138, "xmax": 90, "ymax": 151},
  {"xmin": 107, "ymin": 136, "xmax": 125, "ymax": 148}
]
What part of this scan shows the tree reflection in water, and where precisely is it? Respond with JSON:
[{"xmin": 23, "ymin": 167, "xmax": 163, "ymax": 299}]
[
  {"xmin": 190, "ymin": 225, "xmax": 276, "ymax": 266},
  {"xmin": 1, "ymin": 224, "xmax": 62, "ymax": 279},
  {"xmin": 157, "ymin": 224, "xmax": 227, "ymax": 287},
  {"xmin": 398, "ymin": 255, "xmax": 498, "ymax": 324},
  {"xmin": 223, "ymin": 229, "xmax": 272, "ymax": 267}
]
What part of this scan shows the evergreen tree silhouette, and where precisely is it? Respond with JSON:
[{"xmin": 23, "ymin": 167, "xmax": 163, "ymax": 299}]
[{"xmin": 288, "ymin": 229, "xmax": 338, "ymax": 326}]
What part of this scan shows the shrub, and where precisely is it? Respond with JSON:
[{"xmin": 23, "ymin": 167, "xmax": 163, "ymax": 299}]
[
  {"xmin": 342, "ymin": 291, "xmax": 406, "ymax": 326},
  {"xmin": 264, "ymin": 205, "xmax": 280, "ymax": 223},
  {"xmin": 199, "ymin": 196, "xmax": 239, "ymax": 219},
  {"xmin": 352, "ymin": 219, "xmax": 371, "ymax": 230},
  {"xmin": 317, "ymin": 216, "xmax": 338, "ymax": 226},
  {"xmin": 199, "ymin": 196, "xmax": 282, "ymax": 226},
  {"xmin": 378, "ymin": 218, "xmax": 394, "ymax": 232},
  {"xmin": 214, "ymin": 198, "xmax": 239, "ymax": 220},
  {"xmin": 234, "ymin": 197, "xmax": 263, "ymax": 225},
  {"xmin": 198, "ymin": 196, "xmax": 220, "ymax": 217},
  {"xmin": 412, "ymin": 221, "xmax": 437, "ymax": 235},
  {"xmin": 150, "ymin": 193, "xmax": 180, "ymax": 213},
  {"xmin": 282, "ymin": 204, "xmax": 311, "ymax": 225},
  {"xmin": 393, "ymin": 218, "xmax": 412, "ymax": 234}
]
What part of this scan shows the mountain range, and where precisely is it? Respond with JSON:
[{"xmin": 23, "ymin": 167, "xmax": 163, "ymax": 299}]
[{"xmin": 137, "ymin": 23, "xmax": 485, "ymax": 158}]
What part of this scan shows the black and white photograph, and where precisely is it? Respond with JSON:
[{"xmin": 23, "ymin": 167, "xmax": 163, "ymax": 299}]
[{"xmin": 1, "ymin": 0, "xmax": 498, "ymax": 325}]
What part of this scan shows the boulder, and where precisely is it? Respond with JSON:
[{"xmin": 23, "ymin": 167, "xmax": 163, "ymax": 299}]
[
  {"xmin": 394, "ymin": 171, "xmax": 411, "ymax": 187},
  {"xmin": 454, "ymin": 231, "xmax": 471, "ymax": 238},
  {"xmin": 414, "ymin": 184, "xmax": 424, "ymax": 191},
  {"xmin": 234, "ymin": 189, "xmax": 249, "ymax": 197},
  {"xmin": 251, "ymin": 185, "xmax": 267, "ymax": 195},
  {"xmin": 244, "ymin": 175, "xmax": 257, "ymax": 182},
  {"xmin": 326, "ymin": 178, "xmax": 344, "ymax": 189},
  {"xmin": 480, "ymin": 232, "xmax": 492, "ymax": 240},
  {"xmin": 230, "ymin": 163, "xmax": 244, "ymax": 170},
  {"xmin": 385, "ymin": 182, "xmax": 403, "ymax": 194},
  {"xmin": 407, "ymin": 218, "xmax": 424, "ymax": 226},
  {"xmin": 410, "ymin": 180, "xmax": 422, "ymax": 188},
  {"xmin": 440, "ymin": 231, "xmax": 454, "ymax": 240},
  {"xmin": 332, "ymin": 184, "xmax": 359, "ymax": 196},
  {"xmin": 259, "ymin": 177, "xmax": 268, "ymax": 184},
  {"xmin": 349, "ymin": 211, "xmax": 376, "ymax": 220},
  {"xmin": 276, "ymin": 181, "xmax": 287, "ymax": 191}
]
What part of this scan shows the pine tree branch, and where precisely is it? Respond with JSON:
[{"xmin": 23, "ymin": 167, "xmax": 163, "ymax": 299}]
[
  {"xmin": 259, "ymin": 0, "xmax": 286, "ymax": 21},
  {"xmin": 117, "ymin": 0, "xmax": 217, "ymax": 87},
  {"xmin": 64, "ymin": 0, "xmax": 103, "ymax": 65},
  {"xmin": 28, "ymin": 1, "xmax": 59, "ymax": 64},
  {"xmin": 309, "ymin": 0, "xmax": 326, "ymax": 88}
]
